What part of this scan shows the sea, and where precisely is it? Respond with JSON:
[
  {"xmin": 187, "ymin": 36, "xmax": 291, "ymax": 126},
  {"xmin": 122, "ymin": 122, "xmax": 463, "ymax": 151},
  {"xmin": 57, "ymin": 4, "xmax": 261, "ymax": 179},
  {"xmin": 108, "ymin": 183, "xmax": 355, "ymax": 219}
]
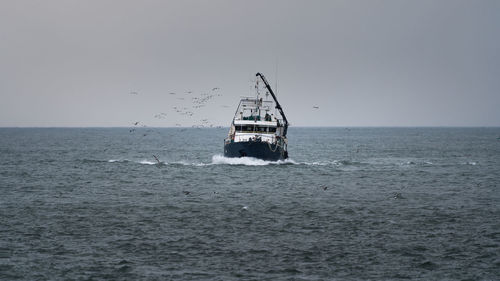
[{"xmin": 0, "ymin": 127, "xmax": 499, "ymax": 280}]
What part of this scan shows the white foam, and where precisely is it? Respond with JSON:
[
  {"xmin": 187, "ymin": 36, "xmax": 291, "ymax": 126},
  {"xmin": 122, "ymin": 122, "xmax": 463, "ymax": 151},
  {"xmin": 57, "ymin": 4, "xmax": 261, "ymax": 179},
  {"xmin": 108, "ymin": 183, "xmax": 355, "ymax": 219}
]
[
  {"xmin": 211, "ymin": 155, "xmax": 270, "ymax": 165},
  {"xmin": 174, "ymin": 161, "xmax": 207, "ymax": 167},
  {"xmin": 107, "ymin": 155, "xmax": 311, "ymax": 167},
  {"xmin": 302, "ymin": 161, "xmax": 327, "ymax": 166},
  {"xmin": 275, "ymin": 158, "xmax": 298, "ymax": 165},
  {"xmin": 210, "ymin": 154, "xmax": 296, "ymax": 166},
  {"xmin": 138, "ymin": 160, "xmax": 157, "ymax": 165},
  {"xmin": 108, "ymin": 159, "xmax": 164, "ymax": 165},
  {"xmin": 108, "ymin": 159, "xmax": 130, "ymax": 163},
  {"xmin": 302, "ymin": 160, "xmax": 347, "ymax": 166}
]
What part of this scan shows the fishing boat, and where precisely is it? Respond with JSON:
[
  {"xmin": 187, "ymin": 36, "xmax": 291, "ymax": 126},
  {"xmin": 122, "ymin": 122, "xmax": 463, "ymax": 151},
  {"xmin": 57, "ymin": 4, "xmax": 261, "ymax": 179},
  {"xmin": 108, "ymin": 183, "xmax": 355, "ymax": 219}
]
[{"xmin": 224, "ymin": 73, "xmax": 289, "ymax": 161}]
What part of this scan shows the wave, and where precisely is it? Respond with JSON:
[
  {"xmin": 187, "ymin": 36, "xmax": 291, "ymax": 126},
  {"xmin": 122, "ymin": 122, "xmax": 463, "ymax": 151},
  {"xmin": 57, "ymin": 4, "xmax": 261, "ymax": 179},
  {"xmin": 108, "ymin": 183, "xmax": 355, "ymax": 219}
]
[
  {"xmin": 299, "ymin": 160, "xmax": 365, "ymax": 166},
  {"xmin": 210, "ymin": 154, "xmax": 297, "ymax": 166},
  {"xmin": 102, "ymin": 156, "xmax": 477, "ymax": 170},
  {"xmin": 400, "ymin": 161, "xmax": 433, "ymax": 166},
  {"xmin": 108, "ymin": 159, "xmax": 166, "ymax": 166},
  {"xmin": 173, "ymin": 160, "xmax": 207, "ymax": 167},
  {"xmin": 105, "ymin": 156, "xmax": 360, "ymax": 167},
  {"xmin": 138, "ymin": 160, "xmax": 159, "ymax": 165},
  {"xmin": 105, "ymin": 156, "xmax": 403, "ymax": 167},
  {"xmin": 108, "ymin": 159, "xmax": 128, "ymax": 163},
  {"xmin": 107, "ymin": 158, "xmax": 205, "ymax": 166}
]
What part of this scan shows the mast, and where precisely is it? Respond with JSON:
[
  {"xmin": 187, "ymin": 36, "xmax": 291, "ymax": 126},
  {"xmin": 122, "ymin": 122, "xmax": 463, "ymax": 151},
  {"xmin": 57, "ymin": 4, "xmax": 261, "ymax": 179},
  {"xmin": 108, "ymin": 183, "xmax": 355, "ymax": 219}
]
[{"xmin": 255, "ymin": 72, "xmax": 289, "ymax": 136}]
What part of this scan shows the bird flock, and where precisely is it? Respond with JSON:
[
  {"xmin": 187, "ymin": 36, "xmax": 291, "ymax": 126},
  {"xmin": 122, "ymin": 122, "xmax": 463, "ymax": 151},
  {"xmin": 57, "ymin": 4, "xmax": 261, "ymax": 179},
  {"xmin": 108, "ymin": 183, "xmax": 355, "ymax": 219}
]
[
  {"xmin": 126, "ymin": 86, "xmax": 227, "ymax": 138},
  {"xmin": 128, "ymin": 82, "xmax": 320, "ymax": 133}
]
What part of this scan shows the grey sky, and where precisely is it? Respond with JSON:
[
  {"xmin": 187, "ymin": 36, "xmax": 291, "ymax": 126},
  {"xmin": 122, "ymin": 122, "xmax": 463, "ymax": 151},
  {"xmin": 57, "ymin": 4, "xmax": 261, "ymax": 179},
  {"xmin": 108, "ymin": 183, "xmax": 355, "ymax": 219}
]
[{"xmin": 1, "ymin": 0, "xmax": 499, "ymax": 127}]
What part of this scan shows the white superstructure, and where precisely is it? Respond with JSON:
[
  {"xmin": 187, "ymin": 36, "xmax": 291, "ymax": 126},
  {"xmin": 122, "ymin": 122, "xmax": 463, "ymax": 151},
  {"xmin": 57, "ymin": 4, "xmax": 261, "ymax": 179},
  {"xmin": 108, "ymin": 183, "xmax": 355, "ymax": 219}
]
[{"xmin": 226, "ymin": 95, "xmax": 285, "ymax": 145}]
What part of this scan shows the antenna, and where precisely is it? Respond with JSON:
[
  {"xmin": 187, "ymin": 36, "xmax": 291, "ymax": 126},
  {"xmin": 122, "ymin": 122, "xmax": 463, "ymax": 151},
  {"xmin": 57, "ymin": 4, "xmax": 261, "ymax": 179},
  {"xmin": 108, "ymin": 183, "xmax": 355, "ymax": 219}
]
[{"xmin": 275, "ymin": 58, "xmax": 278, "ymax": 96}]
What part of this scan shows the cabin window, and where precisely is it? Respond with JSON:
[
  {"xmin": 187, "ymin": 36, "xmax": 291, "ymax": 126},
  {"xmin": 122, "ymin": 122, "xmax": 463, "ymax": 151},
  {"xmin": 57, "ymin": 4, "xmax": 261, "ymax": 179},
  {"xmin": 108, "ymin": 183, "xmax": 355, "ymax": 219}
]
[{"xmin": 235, "ymin": 125, "xmax": 276, "ymax": 132}]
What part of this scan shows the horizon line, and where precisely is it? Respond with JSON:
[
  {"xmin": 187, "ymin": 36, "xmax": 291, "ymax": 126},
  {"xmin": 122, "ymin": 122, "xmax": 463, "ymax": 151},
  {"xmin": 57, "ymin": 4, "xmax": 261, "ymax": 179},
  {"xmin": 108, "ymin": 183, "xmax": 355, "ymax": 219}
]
[{"xmin": 1, "ymin": 125, "xmax": 499, "ymax": 129}]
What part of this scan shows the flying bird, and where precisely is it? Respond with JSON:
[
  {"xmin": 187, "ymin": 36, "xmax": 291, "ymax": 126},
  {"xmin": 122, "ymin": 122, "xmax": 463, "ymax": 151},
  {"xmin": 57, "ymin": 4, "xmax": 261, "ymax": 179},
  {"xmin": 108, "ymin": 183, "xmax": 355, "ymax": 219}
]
[
  {"xmin": 129, "ymin": 91, "xmax": 139, "ymax": 95},
  {"xmin": 154, "ymin": 113, "xmax": 167, "ymax": 119},
  {"xmin": 153, "ymin": 155, "xmax": 161, "ymax": 164},
  {"xmin": 313, "ymin": 106, "xmax": 319, "ymax": 109}
]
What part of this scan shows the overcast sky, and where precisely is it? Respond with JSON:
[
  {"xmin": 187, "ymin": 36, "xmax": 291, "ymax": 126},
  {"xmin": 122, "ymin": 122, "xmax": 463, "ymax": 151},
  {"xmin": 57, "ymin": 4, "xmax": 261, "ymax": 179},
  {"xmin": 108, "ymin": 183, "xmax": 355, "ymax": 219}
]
[{"xmin": 1, "ymin": 0, "xmax": 499, "ymax": 127}]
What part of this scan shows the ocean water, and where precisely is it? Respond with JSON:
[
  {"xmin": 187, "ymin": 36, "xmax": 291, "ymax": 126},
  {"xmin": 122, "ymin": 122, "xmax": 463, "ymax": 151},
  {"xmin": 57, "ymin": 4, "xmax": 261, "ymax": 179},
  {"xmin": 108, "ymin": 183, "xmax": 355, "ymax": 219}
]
[{"xmin": 0, "ymin": 127, "xmax": 499, "ymax": 280}]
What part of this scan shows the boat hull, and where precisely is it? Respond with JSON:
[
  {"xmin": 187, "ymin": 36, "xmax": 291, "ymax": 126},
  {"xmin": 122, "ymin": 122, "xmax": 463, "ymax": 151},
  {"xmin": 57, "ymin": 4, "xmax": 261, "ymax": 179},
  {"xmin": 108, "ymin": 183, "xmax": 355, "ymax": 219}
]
[{"xmin": 224, "ymin": 141, "xmax": 287, "ymax": 161}]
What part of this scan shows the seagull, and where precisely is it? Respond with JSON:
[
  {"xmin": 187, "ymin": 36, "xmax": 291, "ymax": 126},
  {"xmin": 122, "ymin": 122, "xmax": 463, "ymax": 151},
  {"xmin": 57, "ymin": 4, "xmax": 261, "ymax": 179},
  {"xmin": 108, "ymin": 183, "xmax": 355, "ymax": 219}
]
[
  {"xmin": 154, "ymin": 113, "xmax": 167, "ymax": 119},
  {"xmin": 134, "ymin": 122, "xmax": 139, "ymax": 126},
  {"xmin": 153, "ymin": 155, "xmax": 161, "ymax": 164},
  {"xmin": 393, "ymin": 192, "xmax": 404, "ymax": 199},
  {"xmin": 212, "ymin": 87, "xmax": 220, "ymax": 91},
  {"xmin": 169, "ymin": 92, "xmax": 176, "ymax": 95},
  {"xmin": 129, "ymin": 91, "xmax": 139, "ymax": 95},
  {"xmin": 313, "ymin": 106, "xmax": 319, "ymax": 109}
]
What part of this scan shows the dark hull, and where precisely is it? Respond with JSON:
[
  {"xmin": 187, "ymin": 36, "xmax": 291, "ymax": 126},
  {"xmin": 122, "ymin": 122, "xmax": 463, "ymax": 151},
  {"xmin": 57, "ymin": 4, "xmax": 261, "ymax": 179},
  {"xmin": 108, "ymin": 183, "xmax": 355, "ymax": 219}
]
[{"xmin": 224, "ymin": 141, "xmax": 287, "ymax": 161}]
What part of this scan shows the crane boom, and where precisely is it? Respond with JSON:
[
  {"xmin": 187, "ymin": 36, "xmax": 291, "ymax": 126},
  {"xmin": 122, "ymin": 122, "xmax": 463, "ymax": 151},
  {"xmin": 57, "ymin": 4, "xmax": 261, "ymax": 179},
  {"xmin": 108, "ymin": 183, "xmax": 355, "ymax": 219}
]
[{"xmin": 256, "ymin": 72, "xmax": 289, "ymax": 136}]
